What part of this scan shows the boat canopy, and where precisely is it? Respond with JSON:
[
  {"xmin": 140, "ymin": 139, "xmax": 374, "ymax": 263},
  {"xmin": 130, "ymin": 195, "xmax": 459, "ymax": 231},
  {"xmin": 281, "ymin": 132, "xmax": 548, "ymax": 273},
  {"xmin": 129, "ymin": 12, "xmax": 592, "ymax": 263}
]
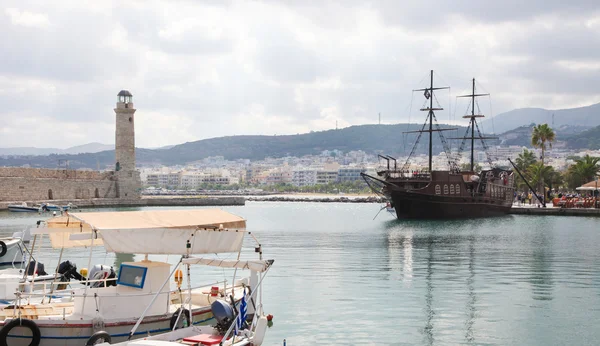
[
  {"xmin": 45, "ymin": 209, "xmax": 247, "ymax": 255},
  {"xmin": 182, "ymin": 257, "xmax": 274, "ymax": 272},
  {"xmin": 33, "ymin": 216, "xmax": 104, "ymax": 249}
]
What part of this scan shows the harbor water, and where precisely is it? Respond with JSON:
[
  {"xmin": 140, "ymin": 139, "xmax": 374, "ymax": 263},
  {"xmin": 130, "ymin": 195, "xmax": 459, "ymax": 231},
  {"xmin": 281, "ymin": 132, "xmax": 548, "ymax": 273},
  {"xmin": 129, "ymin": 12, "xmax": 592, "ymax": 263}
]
[{"xmin": 1, "ymin": 202, "xmax": 599, "ymax": 345}]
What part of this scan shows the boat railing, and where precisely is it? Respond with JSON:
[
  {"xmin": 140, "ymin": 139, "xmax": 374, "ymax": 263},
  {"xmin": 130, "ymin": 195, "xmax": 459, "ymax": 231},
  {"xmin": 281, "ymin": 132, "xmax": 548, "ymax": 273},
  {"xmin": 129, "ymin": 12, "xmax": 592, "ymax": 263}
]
[
  {"xmin": 383, "ymin": 170, "xmax": 432, "ymax": 180},
  {"xmin": 13, "ymin": 279, "xmax": 236, "ymax": 301}
]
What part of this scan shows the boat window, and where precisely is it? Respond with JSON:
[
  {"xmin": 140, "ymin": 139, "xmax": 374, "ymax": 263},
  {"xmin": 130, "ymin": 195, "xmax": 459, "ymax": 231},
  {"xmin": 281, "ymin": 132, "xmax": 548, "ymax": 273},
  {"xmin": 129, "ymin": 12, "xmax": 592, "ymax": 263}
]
[
  {"xmin": 450, "ymin": 184, "xmax": 455, "ymax": 194},
  {"xmin": 443, "ymin": 184, "xmax": 449, "ymax": 194},
  {"xmin": 117, "ymin": 264, "xmax": 148, "ymax": 289},
  {"xmin": 456, "ymin": 184, "xmax": 460, "ymax": 194},
  {"xmin": 435, "ymin": 185, "xmax": 441, "ymax": 195}
]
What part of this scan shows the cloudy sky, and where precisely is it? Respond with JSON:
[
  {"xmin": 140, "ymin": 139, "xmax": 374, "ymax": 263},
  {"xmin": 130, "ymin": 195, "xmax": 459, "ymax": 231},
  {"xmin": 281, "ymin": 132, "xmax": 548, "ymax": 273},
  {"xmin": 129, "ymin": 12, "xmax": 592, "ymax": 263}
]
[{"xmin": 1, "ymin": 1, "xmax": 599, "ymax": 149}]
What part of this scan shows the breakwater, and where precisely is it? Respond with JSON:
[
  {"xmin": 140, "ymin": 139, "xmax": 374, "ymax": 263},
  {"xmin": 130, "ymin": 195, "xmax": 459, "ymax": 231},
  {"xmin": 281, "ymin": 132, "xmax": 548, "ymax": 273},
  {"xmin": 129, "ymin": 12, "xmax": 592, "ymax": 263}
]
[
  {"xmin": 509, "ymin": 206, "xmax": 600, "ymax": 216},
  {"xmin": 246, "ymin": 196, "xmax": 386, "ymax": 203}
]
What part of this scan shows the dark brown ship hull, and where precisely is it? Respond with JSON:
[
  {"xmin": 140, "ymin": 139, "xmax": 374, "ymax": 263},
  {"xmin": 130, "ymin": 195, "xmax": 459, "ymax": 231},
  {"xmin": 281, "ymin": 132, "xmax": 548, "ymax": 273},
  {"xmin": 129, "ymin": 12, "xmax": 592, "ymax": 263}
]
[{"xmin": 389, "ymin": 189, "xmax": 512, "ymax": 219}]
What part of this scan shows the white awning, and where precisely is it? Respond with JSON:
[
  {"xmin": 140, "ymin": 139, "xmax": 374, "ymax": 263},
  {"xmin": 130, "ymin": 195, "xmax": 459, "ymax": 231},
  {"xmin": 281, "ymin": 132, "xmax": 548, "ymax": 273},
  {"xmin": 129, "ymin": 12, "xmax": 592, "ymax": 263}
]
[
  {"xmin": 99, "ymin": 228, "xmax": 245, "ymax": 254},
  {"xmin": 67, "ymin": 209, "xmax": 246, "ymax": 230},
  {"xmin": 45, "ymin": 209, "xmax": 247, "ymax": 254},
  {"xmin": 182, "ymin": 257, "xmax": 274, "ymax": 272},
  {"xmin": 36, "ymin": 216, "xmax": 104, "ymax": 249}
]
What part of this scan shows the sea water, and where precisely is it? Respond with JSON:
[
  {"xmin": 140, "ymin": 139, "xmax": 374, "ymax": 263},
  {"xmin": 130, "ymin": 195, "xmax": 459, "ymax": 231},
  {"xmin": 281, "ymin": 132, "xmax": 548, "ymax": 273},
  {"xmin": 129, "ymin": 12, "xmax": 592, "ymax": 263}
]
[{"xmin": 0, "ymin": 202, "xmax": 599, "ymax": 345}]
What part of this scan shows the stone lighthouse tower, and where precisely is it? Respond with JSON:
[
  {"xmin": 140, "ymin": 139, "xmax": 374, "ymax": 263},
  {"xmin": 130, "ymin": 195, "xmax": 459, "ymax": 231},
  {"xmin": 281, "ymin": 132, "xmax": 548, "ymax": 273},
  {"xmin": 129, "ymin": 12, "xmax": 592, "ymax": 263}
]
[{"xmin": 114, "ymin": 90, "xmax": 141, "ymax": 199}]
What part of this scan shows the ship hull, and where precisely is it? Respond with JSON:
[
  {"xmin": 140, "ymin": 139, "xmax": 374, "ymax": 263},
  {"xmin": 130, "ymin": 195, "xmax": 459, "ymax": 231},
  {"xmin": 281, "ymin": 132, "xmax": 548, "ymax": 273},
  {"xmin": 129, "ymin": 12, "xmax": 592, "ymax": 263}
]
[{"xmin": 389, "ymin": 190, "xmax": 511, "ymax": 219}]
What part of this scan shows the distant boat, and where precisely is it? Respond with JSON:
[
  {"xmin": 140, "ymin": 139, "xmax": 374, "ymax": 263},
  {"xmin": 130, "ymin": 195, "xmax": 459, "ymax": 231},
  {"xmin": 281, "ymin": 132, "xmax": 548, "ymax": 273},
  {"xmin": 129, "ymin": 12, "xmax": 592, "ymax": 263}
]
[
  {"xmin": 43, "ymin": 203, "xmax": 77, "ymax": 212},
  {"xmin": 7, "ymin": 203, "xmax": 41, "ymax": 213}
]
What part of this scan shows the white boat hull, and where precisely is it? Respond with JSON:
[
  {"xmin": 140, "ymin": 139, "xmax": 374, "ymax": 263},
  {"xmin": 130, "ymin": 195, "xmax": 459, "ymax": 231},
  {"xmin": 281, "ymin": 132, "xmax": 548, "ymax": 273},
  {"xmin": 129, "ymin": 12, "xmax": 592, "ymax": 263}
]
[
  {"xmin": 2, "ymin": 306, "xmax": 214, "ymax": 346},
  {"xmin": 0, "ymin": 238, "xmax": 25, "ymax": 265}
]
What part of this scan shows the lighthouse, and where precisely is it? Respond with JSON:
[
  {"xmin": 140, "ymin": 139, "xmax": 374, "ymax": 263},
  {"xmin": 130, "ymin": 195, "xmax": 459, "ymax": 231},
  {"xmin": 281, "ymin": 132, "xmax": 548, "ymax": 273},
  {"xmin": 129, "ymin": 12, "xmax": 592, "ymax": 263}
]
[{"xmin": 114, "ymin": 90, "xmax": 141, "ymax": 198}]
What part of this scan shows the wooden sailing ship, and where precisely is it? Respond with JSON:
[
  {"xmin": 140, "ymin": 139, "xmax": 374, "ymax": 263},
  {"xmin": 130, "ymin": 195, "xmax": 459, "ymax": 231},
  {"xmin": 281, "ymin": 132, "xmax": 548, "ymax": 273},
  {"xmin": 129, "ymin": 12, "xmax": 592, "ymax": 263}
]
[{"xmin": 362, "ymin": 70, "xmax": 515, "ymax": 219}]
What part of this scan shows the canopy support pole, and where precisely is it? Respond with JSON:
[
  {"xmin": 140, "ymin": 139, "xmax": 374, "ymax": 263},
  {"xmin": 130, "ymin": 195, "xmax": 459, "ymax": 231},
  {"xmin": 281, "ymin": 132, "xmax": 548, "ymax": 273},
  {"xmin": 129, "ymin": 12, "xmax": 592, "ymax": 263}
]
[
  {"xmin": 129, "ymin": 257, "xmax": 183, "ymax": 340},
  {"xmin": 81, "ymin": 230, "xmax": 96, "ymax": 316}
]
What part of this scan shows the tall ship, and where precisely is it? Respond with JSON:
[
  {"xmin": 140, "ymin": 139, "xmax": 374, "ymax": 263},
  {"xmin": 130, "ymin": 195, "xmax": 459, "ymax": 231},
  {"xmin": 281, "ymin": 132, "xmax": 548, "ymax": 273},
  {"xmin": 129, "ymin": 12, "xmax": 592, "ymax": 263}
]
[{"xmin": 362, "ymin": 70, "xmax": 515, "ymax": 219}]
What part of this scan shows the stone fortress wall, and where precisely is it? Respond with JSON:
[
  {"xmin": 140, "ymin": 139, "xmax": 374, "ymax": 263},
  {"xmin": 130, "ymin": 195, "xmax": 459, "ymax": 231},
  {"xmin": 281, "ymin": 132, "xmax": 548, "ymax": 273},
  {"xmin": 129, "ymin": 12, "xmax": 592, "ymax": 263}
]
[{"xmin": 0, "ymin": 167, "xmax": 118, "ymax": 202}]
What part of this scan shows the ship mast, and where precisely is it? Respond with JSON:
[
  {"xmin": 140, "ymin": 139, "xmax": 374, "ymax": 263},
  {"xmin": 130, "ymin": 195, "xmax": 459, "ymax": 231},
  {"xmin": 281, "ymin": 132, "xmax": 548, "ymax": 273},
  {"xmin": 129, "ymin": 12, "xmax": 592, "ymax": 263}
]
[
  {"xmin": 454, "ymin": 78, "xmax": 496, "ymax": 172},
  {"xmin": 409, "ymin": 70, "xmax": 452, "ymax": 172}
]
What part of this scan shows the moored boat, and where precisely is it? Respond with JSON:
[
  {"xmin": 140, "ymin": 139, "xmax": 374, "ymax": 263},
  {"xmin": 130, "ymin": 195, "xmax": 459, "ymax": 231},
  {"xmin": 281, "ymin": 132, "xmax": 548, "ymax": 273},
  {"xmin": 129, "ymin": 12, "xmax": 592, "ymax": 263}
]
[
  {"xmin": 0, "ymin": 209, "xmax": 273, "ymax": 346},
  {"xmin": 7, "ymin": 203, "xmax": 41, "ymax": 213},
  {"xmin": 0, "ymin": 237, "xmax": 25, "ymax": 266}
]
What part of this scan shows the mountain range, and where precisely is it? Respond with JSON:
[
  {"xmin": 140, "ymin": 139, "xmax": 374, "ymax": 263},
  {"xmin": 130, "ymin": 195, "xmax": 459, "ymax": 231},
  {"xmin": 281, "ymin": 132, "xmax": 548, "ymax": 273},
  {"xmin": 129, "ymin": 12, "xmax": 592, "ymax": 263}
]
[
  {"xmin": 0, "ymin": 142, "xmax": 114, "ymax": 156},
  {"xmin": 481, "ymin": 102, "xmax": 600, "ymax": 134},
  {"xmin": 1, "ymin": 102, "xmax": 600, "ymax": 169}
]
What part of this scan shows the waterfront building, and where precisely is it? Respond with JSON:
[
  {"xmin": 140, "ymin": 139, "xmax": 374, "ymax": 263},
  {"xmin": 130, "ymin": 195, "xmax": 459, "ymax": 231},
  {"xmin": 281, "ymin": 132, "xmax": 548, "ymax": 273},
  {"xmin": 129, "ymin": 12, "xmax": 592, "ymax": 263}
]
[
  {"xmin": 292, "ymin": 168, "xmax": 317, "ymax": 187},
  {"xmin": 337, "ymin": 166, "xmax": 367, "ymax": 182}
]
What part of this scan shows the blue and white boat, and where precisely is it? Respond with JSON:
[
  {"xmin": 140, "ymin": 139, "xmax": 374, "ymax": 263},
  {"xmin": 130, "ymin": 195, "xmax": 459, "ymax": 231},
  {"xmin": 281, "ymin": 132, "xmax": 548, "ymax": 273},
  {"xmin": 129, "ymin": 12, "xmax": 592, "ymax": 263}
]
[
  {"xmin": 43, "ymin": 202, "xmax": 77, "ymax": 212},
  {"xmin": 7, "ymin": 203, "xmax": 41, "ymax": 213}
]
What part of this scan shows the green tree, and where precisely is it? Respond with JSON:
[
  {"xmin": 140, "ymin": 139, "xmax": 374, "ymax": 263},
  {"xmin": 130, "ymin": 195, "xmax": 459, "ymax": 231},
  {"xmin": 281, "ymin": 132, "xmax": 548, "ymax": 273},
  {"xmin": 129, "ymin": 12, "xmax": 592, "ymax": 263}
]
[
  {"xmin": 515, "ymin": 149, "xmax": 537, "ymax": 171},
  {"xmin": 531, "ymin": 124, "xmax": 556, "ymax": 192},
  {"xmin": 514, "ymin": 149, "xmax": 538, "ymax": 191},
  {"xmin": 565, "ymin": 155, "xmax": 600, "ymax": 189}
]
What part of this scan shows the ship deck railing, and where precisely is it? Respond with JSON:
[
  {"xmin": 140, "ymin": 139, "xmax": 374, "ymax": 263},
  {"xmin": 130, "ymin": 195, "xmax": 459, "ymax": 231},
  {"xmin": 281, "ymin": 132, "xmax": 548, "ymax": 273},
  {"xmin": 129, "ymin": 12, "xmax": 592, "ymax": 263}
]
[{"xmin": 378, "ymin": 170, "xmax": 431, "ymax": 180}]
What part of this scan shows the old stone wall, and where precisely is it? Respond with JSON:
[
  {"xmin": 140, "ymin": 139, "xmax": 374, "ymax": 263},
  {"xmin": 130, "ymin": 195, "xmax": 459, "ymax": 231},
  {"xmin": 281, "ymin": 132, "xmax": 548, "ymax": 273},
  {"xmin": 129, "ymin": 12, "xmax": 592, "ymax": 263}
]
[
  {"xmin": 0, "ymin": 167, "xmax": 112, "ymax": 180},
  {"xmin": 0, "ymin": 168, "xmax": 118, "ymax": 202}
]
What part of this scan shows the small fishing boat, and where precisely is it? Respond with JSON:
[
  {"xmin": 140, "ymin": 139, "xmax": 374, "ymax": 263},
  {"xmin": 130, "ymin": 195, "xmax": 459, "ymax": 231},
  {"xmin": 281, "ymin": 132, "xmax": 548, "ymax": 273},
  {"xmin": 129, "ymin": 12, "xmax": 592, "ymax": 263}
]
[
  {"xmin": 7, "ymin": 203, "xmax": 41, "ymax": 213},
  {"xmin": 0, "ymin": 209, "xmax": 274, "ymax": 346},
  {"xmin": 43, "ymin": 203, "xmax": 77, "ymax": 212}
]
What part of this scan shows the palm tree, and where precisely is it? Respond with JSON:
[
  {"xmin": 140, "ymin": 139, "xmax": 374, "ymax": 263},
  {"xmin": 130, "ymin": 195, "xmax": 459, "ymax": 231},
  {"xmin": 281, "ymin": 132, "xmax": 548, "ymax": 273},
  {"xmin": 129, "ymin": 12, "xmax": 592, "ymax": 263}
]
[
  {"xmin": 566, "ymin": 155, "xmax": 600, "ymax": 189},
  {"xmin": 531, "ymin": 124, "xmax": 556, "ymax": 193},
  {"xmin": 514, "ymin": 149, "xmax": 538, "ymax": 191},
  {"xmin": 527, "ymin": 163, "xmax": 556, "ymax": 190},
  {"xmin": 515, "ymin": 148, "xmax": 537, "ymax": 171}
]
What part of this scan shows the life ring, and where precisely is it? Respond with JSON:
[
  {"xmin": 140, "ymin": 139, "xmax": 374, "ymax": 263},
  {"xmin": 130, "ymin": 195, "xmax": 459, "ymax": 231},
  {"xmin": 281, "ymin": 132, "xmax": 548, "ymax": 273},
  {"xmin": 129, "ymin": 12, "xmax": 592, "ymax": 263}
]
[
  {"xmin": 0, "ymin": 241, "xmax": 6, "ymax": 257},
  {"xmin": 86, "ymin": 331, "xmax": 111, "ymax": 345},
  {"xmin": 0, "ymin": 318, "xmax": 41, "ymax": 346},
  {"xmin": 169, "ymin": 308, "xmax": 191, "ymax": 330}
]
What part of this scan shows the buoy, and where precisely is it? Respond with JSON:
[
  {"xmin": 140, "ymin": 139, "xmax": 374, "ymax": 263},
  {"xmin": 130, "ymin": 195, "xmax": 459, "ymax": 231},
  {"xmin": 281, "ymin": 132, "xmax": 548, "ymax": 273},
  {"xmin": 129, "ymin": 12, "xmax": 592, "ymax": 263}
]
[
  {"xmin": 266, "ymin": 314, "xmax": 273, "ymax": 321},
  {"xmin": 174, "ymin": 269, "xmax": 183, "ymax": 288},
  {"xmin": 210, "ymin": 286, "xmax": 219, "ymax": 297}
]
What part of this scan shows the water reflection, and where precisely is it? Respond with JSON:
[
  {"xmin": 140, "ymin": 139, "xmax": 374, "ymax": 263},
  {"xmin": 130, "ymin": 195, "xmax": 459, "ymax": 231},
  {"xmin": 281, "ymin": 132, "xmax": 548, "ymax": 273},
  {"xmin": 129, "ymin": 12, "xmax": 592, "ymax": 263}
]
[
  {"xmin": 465, "ymin": 235, "xmax": 476, "ymax": 344},
  {"xmin": 529, "ymin": 227, "xmax": 554, "ymax": 301},
  {"xmin": 423, "ymin": 236, "xmax": 434, "ymax": 346},
  {"xmin": 385, "ymin": 225, "xmax": 413, "ymax": 283}
]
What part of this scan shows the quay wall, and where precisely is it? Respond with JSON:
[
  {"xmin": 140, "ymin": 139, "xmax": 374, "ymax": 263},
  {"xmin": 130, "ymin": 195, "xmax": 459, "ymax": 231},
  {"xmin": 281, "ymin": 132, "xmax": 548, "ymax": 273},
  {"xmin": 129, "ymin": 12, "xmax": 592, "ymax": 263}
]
[
  {"xmin": 0, "ymin": 196, "xmax": 245, "ymax": 210},
  {"xmin": 0, "ymin": 168, "xmax": 118, "ymax": 202},
  {"xmin": 509, "ymin": 207, "xmax": 600, "ymax": 216}
]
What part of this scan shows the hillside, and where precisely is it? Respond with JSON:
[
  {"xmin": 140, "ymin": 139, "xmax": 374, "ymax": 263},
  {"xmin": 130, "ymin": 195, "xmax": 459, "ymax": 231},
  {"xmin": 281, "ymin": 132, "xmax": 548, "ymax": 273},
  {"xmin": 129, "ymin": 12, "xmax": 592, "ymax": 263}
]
[
  {"xmin": 0, "ymin": 124, "xmax": 482, "ymax": 169},
  {"xmin": 480, "ymin": 103, "xmax": 600, "ymax": 134},
  {"xmin": 567, "ymin": 125, "xmax": 600, "ymax": 149},
  {"xmin": 0, "ymin": 142, "xmax": 113, "ymax": 156}
]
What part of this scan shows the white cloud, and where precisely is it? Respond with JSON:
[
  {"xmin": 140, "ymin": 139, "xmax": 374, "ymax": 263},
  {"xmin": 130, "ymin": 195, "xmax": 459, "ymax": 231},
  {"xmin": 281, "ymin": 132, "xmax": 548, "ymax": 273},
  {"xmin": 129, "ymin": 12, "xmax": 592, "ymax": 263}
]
[
  {"xmin": 5, "ymin": 8, "xmax": 50, "ymax": 28},
  {"xmin": 0, "ymin": 0, "xmax": 599, "ymax": 149}
]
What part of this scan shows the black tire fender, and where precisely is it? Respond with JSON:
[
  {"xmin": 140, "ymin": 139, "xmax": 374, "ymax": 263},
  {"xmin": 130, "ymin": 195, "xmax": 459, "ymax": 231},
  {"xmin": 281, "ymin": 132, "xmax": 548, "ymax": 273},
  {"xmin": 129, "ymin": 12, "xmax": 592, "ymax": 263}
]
[
  {"xmin": 0, "ymin": 241, "xmax": 7, "ymax": 257},
  {"xmin": 0, "ymin": 318, "xmax": 41, "ymax": 346},
  {"xmin": 86, "ymin": 331, "xmax": 111, "ymax": 345},
  {"xmin": 169, "ymin": 308, "xmax": 191, "ymax": 330}
]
